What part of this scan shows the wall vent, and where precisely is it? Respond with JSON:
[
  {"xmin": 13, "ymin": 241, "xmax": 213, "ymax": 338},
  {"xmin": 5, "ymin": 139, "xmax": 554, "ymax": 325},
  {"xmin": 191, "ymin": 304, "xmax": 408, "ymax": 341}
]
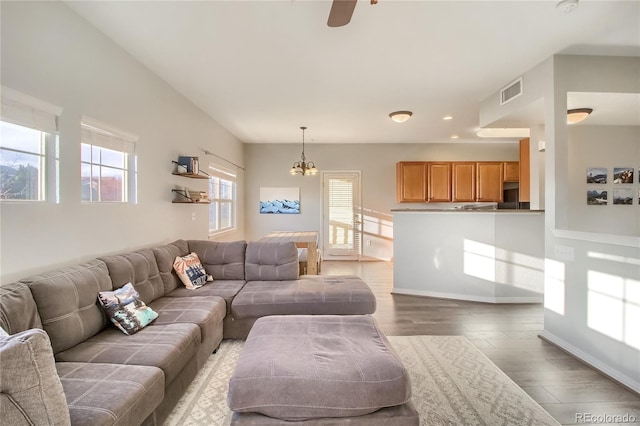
[{"xmin": 500, "ymin": 77, "xmax": 523, "ymax": 105}]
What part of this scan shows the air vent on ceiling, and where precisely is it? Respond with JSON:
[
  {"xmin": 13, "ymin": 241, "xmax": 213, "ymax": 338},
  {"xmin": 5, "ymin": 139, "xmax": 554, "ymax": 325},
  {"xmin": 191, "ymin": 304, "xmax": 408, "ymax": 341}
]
[{"xmin": 500, "ymin": 77, "xmax": 523, "ymax": 105}]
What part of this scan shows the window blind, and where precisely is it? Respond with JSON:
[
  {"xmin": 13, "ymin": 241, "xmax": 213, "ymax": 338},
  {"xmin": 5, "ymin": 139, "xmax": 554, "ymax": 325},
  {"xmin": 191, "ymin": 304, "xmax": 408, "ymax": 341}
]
[
  {"xmin": 328, "ymin": 178, "xmax": 356, "ymax": 248},
  {"xmin": 0, "ymin": 86, "xmax": 61, "ymax": 133},
  {"xmin": 81, "ymin": 116, "xmax": 137, "ymax": 154}
]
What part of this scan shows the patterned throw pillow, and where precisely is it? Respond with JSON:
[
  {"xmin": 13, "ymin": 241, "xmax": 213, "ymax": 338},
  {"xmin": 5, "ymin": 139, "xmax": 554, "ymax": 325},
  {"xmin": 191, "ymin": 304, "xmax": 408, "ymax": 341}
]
[
  {"xmin": 98, "ymin": 283, "xmax": 158, "ymax": 335},
  {"xmin": 173, "ymin": 252, "xmax": 213, "ymax": 290}
]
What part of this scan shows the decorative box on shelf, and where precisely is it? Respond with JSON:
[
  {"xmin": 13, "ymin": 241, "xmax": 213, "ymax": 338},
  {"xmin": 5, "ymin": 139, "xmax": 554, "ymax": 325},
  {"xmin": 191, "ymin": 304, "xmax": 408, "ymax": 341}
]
[{"xmin": 172, "ymin": 158, "xmax": 209, "ymax": 179}]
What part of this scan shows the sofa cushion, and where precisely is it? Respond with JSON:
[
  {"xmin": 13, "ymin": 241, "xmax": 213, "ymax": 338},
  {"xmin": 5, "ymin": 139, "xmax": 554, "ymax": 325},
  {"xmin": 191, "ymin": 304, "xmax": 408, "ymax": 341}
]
[
  {"xmin": 21, "ymin": 260, "xmax": 112, "ymax": 354},
  {"xmin": 165, "ymin": 280, "xmax": 245, "ymax": 314},
  {"xmin": 54, "ymin": 323, "xmax": 199, "ymax": 386},
  {"xmin": 100, "ymin": 249, "xmax": 165, "ymax": 304},
  {"xmin": 0, "ymin": 282, "xmax": 42, "ymax": 335},
  {"xmin": 227, "ymin": 315, "xmax": 411, "ymax": 420},
  {"xmin": 231, "ymin": 275, "xmax": 377, "ymax": 319},
  {"xmin": 0, "ymin": 329, "xmax": 71, "ymax": 426},
  {"xmin": 173, "ymin": 252, "xmax": 213, "ymax": 289},
  {"xmin": 244, "ymin": 241, "xmax": 299, "ymax": 281},
  {"xmin": 149, "ymin": 296, "xmax": 226, "ymax": 343},
  {"xmin": 57, "ymin": 362, "xmax": 164, "ymax": 426},
  {"xmin": 188, "ymin": 240, "xmax": 247, "ymax": 280},
  {"xmin": 98, "ymin": 283, "xmax": 159, "ymax": 335},
  {"xmin": 152, "ymin": 239, "xmax": 190, "ymax": 294}
]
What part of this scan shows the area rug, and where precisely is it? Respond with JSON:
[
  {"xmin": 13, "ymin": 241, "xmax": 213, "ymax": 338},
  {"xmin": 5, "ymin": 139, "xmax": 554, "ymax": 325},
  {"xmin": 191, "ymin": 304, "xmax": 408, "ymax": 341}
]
[{"xmin": 164, "ymin": 336, "xmax": 560, "ymax": 426}]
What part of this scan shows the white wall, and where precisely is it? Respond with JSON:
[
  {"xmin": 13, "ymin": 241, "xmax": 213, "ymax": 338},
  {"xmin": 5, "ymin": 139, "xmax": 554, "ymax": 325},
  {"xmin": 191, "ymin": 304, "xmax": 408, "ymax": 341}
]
[
  {"xmin": 567, "ymin": 125, "xmax": 640, "ymax": 236},
  {"xmin": 482, "ymin": 54, "xmax": 640, "ymax": 392},
  {"xmin": 245, "ymin": 142, "xmax": 518, "ymax": 260},
  {"xmin": 0, "ymin": 1, "xmax": 245, "ymax": 284},
  {"xmin": 393, "ymin": 211, "xmax": 545, "ymax": 303}
]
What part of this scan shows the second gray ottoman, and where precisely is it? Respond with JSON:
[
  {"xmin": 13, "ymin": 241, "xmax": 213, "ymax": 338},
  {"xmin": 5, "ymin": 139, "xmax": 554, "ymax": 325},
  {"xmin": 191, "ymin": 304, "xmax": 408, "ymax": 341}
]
[{"xmin": 227, "ymin": 315, "xmax": 416, "ymax": 423}]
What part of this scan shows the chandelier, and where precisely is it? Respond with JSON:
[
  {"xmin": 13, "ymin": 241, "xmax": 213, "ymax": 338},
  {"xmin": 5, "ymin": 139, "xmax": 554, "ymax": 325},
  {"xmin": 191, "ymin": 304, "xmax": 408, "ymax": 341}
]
[{"xmin": 289, "ymin": 126, "xmax": 318, "ymax": 176}]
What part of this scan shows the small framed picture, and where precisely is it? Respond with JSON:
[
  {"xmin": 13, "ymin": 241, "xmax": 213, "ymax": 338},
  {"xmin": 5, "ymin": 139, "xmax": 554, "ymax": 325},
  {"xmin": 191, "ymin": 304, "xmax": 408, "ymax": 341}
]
[
  {"xmin": 613, "ymin": 167, "xmax": 633, "ymax": 184},
  {"xmin": 613, "ymin": 189, "xmax": 633, "ymax": 205},
  {"xmin": 587, "ymin": 168, "xmax": 607, "ymax": 184},
  {"xmin": 587, "ymin": 190, "xmax": 607, "ymax": 205}
]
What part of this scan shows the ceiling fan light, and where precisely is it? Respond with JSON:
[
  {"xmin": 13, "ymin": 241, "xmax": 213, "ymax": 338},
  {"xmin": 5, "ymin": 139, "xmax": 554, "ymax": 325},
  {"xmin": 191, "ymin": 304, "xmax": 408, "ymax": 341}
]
[
  {"xmin": 389, "ymin": 111, "xmax": 413, "ymax": 123},
  {"xmin": 567, "ymin": 108, "xmax": 593, "ymax": 124}
]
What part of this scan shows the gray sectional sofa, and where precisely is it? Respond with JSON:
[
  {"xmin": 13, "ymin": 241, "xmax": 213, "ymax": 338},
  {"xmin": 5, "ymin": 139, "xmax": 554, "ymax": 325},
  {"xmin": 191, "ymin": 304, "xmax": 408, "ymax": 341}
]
[{"xmin": 0, "ymin": 239, "xmax": 377, "ymax": 426}]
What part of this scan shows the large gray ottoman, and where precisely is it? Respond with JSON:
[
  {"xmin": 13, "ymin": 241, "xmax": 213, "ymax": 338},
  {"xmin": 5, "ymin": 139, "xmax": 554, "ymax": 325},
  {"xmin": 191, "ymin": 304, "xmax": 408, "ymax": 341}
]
[{"xmin": 227, "ymin": 315, "xmax": 419, "ymax": 425}]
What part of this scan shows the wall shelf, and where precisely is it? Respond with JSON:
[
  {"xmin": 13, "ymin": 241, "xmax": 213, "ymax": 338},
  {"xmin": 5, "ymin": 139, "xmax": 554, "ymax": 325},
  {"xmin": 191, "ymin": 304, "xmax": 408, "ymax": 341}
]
[
  {"xmin": 172, "ymin": 172, "xmax": 209, "ymax": 179},
  {"xmin": 171, "ymin": 188, "xmax": 211, "ymax": 204}
]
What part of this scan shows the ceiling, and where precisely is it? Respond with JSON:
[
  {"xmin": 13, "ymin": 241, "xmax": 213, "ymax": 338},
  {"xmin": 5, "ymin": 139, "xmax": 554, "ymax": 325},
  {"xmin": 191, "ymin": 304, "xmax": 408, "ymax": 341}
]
[{"xmin": 65, "ymin": 0, "xmax": 640, "ymax": 144}]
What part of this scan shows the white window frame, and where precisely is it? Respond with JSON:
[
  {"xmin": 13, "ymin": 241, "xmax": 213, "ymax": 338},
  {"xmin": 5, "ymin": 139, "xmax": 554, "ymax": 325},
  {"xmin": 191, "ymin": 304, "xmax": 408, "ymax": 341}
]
[
  {"xmin": 80, "ymin": 117, "xmax": 137, "ymax": 204},
  {"xmin": 208, "ymin": 164, "xmax": 236, "ymax": 235},
  {"xmin": 0, "ymin": 87, "xmax": 61, "ymax": 203}
]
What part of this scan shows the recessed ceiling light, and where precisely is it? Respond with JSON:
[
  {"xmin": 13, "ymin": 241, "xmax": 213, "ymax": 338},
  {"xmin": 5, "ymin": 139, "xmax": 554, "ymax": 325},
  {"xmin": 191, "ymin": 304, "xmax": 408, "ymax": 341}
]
[
  {"xmin": 389, "ymin": 111, "xmax": 413, "ymax": 123},
  {"xmin": 477, "ymin": 128, "xmax": 530, "ymax": 138},
  {"xmin": 442, "ymin": 115, "xmax": 454, "ymax": 121},
  {"xmin": 450, "ymin": 135, "xmax": 459, "ymax": 139}
]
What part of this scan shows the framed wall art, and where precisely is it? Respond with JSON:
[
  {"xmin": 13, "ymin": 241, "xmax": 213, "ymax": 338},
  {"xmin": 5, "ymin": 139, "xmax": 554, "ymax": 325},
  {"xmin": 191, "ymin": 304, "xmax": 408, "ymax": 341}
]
[
  {"xmin": 587, "ymin": 190, "xmax": 607, "ymax": 205},
  {"xmin": 259, "ymin": 187, "xmax": 300, "ymax": 214},
  {"xmin": 613, "ymin": 189, "xmax": 633, "ymax": 205},
  {"xmin": 613, "ymin": 167, "xmax": 634, "ymax": 184},
  {"xmin": 586, "ymin": 167, "xmax": 607, "ymax": 184}
]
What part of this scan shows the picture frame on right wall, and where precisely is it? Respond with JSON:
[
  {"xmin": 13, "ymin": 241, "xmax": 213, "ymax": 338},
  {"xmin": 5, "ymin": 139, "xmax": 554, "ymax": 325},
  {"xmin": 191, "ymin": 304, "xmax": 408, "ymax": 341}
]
[
  {"xmin": 587, "ymin": 189, "xmax": 607, "ymax": 205},
  {"xmin": 613, "ymin": 189, "xmax": 633, "ymax": 205},
  {"xmin": 613, "ymin": 167, "xmax": 634, "ymax": 184},
  {"xmin": 587, "ymin": 167, "xmax": 607, "ymax": 184}
]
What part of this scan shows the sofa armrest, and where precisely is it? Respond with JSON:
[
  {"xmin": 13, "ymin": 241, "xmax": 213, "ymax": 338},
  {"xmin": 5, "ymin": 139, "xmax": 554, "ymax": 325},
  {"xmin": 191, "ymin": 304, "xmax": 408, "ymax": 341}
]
[{"xmin": 0, "ymin": 329, "xmax": 71, "ymax": 426}]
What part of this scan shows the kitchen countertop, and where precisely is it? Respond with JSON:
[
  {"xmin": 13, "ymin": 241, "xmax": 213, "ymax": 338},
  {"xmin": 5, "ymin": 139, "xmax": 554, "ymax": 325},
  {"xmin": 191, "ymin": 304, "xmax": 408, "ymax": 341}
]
[{"xmin": 391, "ymin": 208, "xmax": 544, "ymax": 213}]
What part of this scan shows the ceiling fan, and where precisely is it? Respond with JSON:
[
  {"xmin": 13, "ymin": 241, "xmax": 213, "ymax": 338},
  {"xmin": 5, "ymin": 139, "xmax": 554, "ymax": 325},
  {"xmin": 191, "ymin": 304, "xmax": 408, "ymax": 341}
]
[{"xmin": 327, "ymin": 0, "xmax": 378, "ymax": 27}]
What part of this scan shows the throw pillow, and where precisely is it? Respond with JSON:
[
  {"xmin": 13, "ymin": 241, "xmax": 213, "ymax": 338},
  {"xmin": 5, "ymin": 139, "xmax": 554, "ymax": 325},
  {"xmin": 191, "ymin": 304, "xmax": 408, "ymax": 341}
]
[
  {"xmin": 173, "ymin": 252, "xmax": 213, "ymax": 290},
  {"xmin": 98, "ymin": 283, "xmax": 158, "ymax": 335}
]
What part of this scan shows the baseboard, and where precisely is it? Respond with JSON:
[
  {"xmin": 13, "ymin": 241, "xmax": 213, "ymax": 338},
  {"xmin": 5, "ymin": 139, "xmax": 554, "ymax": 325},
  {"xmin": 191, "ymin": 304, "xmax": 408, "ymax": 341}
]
[
  {"xmin": 391, "ymin": 287, "xmax": 543, "ymax": 304},
  {"xmin": 539, "ymin": 330, "xmax": 640, "ymax": 394}
]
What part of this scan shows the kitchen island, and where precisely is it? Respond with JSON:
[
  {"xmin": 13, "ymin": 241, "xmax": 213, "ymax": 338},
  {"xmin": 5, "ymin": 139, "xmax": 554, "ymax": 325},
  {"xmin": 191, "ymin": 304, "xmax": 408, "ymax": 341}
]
[{"xmin": 392, "ymin": 209, "xmax": 545, "ymax": 303}]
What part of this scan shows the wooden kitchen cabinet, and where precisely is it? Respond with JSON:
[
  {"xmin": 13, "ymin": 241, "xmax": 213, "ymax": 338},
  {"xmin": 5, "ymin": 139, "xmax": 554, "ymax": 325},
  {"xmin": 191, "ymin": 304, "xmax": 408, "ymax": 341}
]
[
  {"xmin": 427, "ymin": 162, "xmax": 452, "ymax": 202},
  {"xmin": 503, "ymin": 162, "xmax": 520, "ymax": 182},
  {"xmin": 519, "ymin": 138, "xmax": 531, "ymax": 202},
  {"xmin": 452, "ymin": 162, "xmax": 476, "ymax": 202},
  {"xmin": 396, "ymin": 162, "xmax": 427, "ymax": 202},
  {"xmin": 476, "ymin": 162, "xmax": 504, "ymax": 202}
]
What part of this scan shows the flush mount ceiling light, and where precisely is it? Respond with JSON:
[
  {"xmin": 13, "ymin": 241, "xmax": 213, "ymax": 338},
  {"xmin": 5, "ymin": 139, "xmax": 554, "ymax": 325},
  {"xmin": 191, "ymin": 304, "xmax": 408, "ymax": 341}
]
[
  {"xmin": 389, "ymin": 111, "xmax": 413, "ymax": 123},
  {"xmin": 567, "ymin": 108, "xmax": 593, "ymax": 124},
  {"xmin": 477, "ymin": 128, "xmax": 531, "ymax": 138},
  {"xmin": 289, "ymin": 126, "xmax": 318, "ymax": 176},
  {"xmin": 556, "ymin": 0, "xmax": 579, "ymax": 13}
]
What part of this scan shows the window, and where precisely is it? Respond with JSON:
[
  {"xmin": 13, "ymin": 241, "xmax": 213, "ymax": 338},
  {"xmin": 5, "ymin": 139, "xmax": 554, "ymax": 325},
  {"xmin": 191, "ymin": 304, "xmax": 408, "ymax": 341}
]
[
  {"xmin": 0, "ymin": 87, "xmax": 61, "ymax": 202},
  {"xmin": 208, "ymin": 165, "xmax": 236, "ymax": 234},
  {"xmin": 80, "ymin": 118, "xmax": 137, "ymax": 203}
]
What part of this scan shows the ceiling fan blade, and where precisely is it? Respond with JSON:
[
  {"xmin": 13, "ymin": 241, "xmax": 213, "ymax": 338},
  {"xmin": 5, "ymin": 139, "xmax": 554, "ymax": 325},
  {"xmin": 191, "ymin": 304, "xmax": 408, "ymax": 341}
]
[{"xmin": 327, "ymin": 0, "xmax": 357, "ymax": 27}]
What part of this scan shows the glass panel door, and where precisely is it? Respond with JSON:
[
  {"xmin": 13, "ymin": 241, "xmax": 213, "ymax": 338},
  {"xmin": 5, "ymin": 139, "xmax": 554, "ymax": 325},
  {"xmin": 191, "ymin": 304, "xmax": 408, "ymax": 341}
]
[{"xmin": 322, "ymin": 171, "xmax": 361, "ymax": 260}]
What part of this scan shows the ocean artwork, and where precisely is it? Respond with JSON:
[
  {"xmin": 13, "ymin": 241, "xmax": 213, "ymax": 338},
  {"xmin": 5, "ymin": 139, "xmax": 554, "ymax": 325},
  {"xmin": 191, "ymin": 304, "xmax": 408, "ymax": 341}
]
[{"xmin": 260, "ymin": 187, "xmax": 300, "ymax": 214}]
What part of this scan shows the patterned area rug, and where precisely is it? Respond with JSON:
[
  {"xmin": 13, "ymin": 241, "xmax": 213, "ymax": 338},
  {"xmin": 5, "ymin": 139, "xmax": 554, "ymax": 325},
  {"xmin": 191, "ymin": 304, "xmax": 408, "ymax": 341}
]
[{"xmin": 165, "ymin": 335, "xmax": 560, "ymax": 426}]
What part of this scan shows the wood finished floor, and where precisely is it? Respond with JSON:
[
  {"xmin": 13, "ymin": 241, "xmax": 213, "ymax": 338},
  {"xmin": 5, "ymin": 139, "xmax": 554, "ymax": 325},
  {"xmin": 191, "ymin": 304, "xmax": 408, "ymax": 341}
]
[{"xmin": 320, "ymin": 260, "xmax": 640, "ymax": 426}]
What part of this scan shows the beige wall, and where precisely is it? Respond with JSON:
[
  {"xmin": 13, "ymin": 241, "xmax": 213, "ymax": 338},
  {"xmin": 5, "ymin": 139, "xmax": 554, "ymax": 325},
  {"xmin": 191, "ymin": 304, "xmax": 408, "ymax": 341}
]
[
  {"xmin": 245, "ymin": 142, "xmax": 518, "ymax": 260},
  {"xmin": 0, "ymin": 1, "xmax": 245, "ymax": 283}
]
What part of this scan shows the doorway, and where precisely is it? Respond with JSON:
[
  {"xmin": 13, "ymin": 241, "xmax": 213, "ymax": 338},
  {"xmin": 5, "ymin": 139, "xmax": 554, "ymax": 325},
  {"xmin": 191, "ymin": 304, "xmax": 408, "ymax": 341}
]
[{"xmin": 322, "ymin": 171, "xmax": 362, "ymax": 260}]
